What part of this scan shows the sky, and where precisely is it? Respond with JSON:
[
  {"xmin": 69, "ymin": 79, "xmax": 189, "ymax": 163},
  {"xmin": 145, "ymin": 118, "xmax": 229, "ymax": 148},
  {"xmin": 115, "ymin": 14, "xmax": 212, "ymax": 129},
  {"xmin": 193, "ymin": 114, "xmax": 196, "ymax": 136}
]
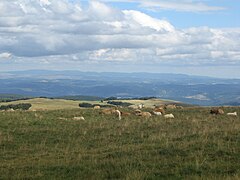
[{"xmin": 0, "ymin": 0, "xmax": 240, "ymax": 78}]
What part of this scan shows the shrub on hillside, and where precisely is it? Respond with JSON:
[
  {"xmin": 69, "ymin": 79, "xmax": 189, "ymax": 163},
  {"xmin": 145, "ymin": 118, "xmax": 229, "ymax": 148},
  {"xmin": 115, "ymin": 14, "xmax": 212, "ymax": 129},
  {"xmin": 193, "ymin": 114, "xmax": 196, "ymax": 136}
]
[
  {"xmin": 0, "ymin": 103, "xmax": 32, "ymax": 110},
  {"xmin": 107, "ymin": 101, "xmax": 133, "ymax": 107},
  {"xmin": 79, "ymin": 103, "xmax": 94, "ymax": 108},
  {"xmin": 104, "ymin": 97, "xmax": 118, "ymax": 101},
  {"xmin": 138, "ymin": 97, "xmax": 156, "ymax": 100},
  {"xmin": 0, "ymin": 98, "xmax": 31, "ymax": 103}
]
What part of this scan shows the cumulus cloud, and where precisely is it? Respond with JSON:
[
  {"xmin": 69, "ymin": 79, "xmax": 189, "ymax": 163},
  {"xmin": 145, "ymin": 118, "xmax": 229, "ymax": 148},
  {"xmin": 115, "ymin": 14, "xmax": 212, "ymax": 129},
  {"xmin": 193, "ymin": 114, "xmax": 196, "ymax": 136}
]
[
  {"xmin": 0, "ymin": 52, "xmax": 12, "ymax": 59},
  {"xmin": 0, "ymin": 0, "xmax": 239, "ymax": 67},
  {"xmin": 123, "ymin": 10, "xmax": 175, "ymax": 32}
]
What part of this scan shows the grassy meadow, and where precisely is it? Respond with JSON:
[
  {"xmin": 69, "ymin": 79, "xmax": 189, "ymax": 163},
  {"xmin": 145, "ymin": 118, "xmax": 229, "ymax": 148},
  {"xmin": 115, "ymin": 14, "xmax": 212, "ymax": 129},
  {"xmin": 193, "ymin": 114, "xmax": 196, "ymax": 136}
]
[
  {"xmin": 0, "ymin": 98, "xmax": 179, "ymax": 111},
  {"xmin": 0, "ymin": 103, "xmax": 240, "ymax": 179}
]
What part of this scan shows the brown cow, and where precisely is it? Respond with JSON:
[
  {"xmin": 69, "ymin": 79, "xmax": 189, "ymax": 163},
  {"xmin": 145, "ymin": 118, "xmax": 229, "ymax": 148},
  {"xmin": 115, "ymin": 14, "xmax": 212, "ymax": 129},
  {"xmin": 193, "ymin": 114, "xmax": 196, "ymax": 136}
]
[
  {"xmin": 153, "ymin": 107, "xmax": 165, "ymax": 114},
  {"xmin": 210, "ymin": 108, "xmax": 224, "ymax": 115},
  {"xmin": 165, "ymin": 104, "xmax": 176, "ymax": 110},
  {"xmin": 93, "ymin": 105, "xmax": 101, "ymax": 109},
  {"xmin": 100, "ymin": 108, "xmax": 122, "ymax": 120},
  {"xmin": 100, "ymin": 108, "xmax": 116, "ymax": 115},
  {"xmin": 135, "ymin": 111, "xmax": 152, "ymax": 118}
]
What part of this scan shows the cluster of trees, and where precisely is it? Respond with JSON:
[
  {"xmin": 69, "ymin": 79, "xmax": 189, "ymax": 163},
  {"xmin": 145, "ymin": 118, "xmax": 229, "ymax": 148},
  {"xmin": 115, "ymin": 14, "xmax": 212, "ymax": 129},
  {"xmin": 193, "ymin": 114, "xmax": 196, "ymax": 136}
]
[
  {"xmin": 79, "ymin": 101, "xmax": 133, "ymax": 108},
  {"xmin": 103, "ymin": 97, "xmax": 118, "ymax": 101},
  {"xmin": 79, "ymin": 103, "xmax": 95, "ymax": 108},
  {"xmin": 107, "ymin": 101, "xmax": 133, "ymax": 107},
  {"xmin": 0, "ymin": 98, "xmax": 31, "ymax": 103},
  {"xmin": 0, "ymin": 103, "xmax": 32, "ymax": 110},
  {"xmin": 79, "ymin": 103, "xmax": 112, "ymax": 108},
  {"xmin": 137, "ymin": 97, "xmax": 156, "ymax": 100},
  {"xmin": 57, "ymin": 95, "xmax": 103, "ymax": 101}
]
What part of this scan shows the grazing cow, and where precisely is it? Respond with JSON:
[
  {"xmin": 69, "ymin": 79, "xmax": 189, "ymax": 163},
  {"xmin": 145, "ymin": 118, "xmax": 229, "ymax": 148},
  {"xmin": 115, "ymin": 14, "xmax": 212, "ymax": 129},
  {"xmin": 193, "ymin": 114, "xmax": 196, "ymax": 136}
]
[
  {"xmin": 164, "ymin": 113, "xmax": 174, "ymax": 119},
  {"xmin": 165, "ymin": 104, "xmax": 176, "ymax": 110},
  {"xmin": 177, "ymin": 106, "xmax": 184, "ymax": 109},
  {"xmin": 227, "ymin": 112, "xmax": 237, "ymax": 116},
  {"xmin": 152, "ymin": 111, "xmax": 162, "ymax": 116},
  {"xmin": 100, "ymin": 108, "xmax": 116, "ymax": 115},
  {"xmin": 100, "ymin": 108, "xmax": 122, "ymax": 120},
  {"xmin": 93, "ymin": 105, "xmax": 101, "ymax": 109},
  {"xmin": 210, "ymin": 108, "xmax": 224, "ymax": 115},
  {"xmin": 136, "ymin": 111, "xmax": 152, "ymax": 118},
  {"xmin": 73, "ymin": 116, "xmax": 85, "ymax": 120},
  {"xmin": 142, "ymin": 112, "xmax": 152, "ymax": 118},
  {"xmin": 115, "ymin": 110, "xmax": 121, "ymax": 120},
  {"xmin": 153, "ymin": 107, "xmax": 165, "ymax": 115},
  {"xmin": 138, "ymin": 104, "xmax": 144, "ymax": 109},
  {"xmin": 134, "ymin": 109, "xmax": 142, "ymax": 114}
]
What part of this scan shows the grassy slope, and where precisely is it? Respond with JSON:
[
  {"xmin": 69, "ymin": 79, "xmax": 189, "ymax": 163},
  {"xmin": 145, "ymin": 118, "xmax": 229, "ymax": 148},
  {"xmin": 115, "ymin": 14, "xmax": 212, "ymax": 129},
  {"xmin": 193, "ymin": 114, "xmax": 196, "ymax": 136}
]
[
  {"xmin": 0, "ymin": 107, "xmax": 240, "ymax": 179},
  {"xmin": 0, "ymin": 98, "xmax": 179, "ymax": 111},
  {"xmin": 0, "ymin": 98, "xmax": 103, "ymax": 111},
  {"xmin": 119, "ymin": 99, "xmax": 181, "ymax": 108}
]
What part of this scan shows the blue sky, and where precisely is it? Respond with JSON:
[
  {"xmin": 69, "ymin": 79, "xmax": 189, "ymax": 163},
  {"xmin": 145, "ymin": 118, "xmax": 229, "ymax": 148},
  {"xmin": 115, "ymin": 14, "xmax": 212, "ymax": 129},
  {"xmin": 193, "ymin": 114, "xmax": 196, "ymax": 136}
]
[
  {"xmin": 103, "ymin": 0, "xmax": 240, "ymax": 28},
  {"xmin": 0, "ymin": 0, "xmax": 240, "ymax": 78}
]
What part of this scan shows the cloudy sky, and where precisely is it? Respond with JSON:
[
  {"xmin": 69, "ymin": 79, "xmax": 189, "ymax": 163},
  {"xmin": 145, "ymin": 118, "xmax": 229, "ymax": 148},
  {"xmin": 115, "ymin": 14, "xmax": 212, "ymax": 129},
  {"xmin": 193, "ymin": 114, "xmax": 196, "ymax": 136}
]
[{"xmin": 0, "ymin": 0, "xmax": 240, "ymax": 78}]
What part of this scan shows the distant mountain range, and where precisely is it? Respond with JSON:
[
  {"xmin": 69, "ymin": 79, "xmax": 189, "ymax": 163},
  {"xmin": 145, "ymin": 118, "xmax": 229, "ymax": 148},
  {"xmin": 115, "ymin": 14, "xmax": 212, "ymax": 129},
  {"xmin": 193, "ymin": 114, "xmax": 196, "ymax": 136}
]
[{"xmin": 0, "ymin": 70, "xmax": 239, "ymax": 106}]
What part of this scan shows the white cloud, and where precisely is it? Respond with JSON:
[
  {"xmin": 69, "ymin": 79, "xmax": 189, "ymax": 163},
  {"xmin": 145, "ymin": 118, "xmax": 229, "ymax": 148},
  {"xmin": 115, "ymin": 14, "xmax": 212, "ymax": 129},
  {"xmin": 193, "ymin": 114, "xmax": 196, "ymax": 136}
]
[
  {"xmin": 123, "ymin": 10, "xmax": 175, "ymax": 32},
  {"xmin": 140, "ymin": 0, "xmax": 225, "ymax": 12},
  {"xmin": 0, "ymin": 0, "xmax": 239, "ymax": 68},
  {"xmin": 0, "ymin": 52, "xmax": 12, "ymax": 59},
  {"xmin": 99, "ymin": 0, "xmax": 225, "ymax": 12},
  {"xmin": 185, "ymin": 94, "xmax": 210, "ymax": 101},
  {"xmin": 39, "ymin": 0, "xmax": 51, "ymax": 6}
]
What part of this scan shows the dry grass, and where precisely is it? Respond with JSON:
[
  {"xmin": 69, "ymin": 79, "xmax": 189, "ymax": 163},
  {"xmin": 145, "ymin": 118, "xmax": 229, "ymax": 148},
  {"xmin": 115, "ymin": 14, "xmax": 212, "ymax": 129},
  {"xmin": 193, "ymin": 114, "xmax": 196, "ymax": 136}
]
[
  {"xmin": 0, "ymin": 98, "xmax": 178, "ymax": 110},
  {"xmin": 0, "ymin": 98, "xmax": 106, "ymax": 111},
  {"xmin": 118, "ymin": 98, "xmax": 178, "ymax": 108},
  {"xmin": 0, "ymin": 106, "xmax": 240, "ymax": 179}
]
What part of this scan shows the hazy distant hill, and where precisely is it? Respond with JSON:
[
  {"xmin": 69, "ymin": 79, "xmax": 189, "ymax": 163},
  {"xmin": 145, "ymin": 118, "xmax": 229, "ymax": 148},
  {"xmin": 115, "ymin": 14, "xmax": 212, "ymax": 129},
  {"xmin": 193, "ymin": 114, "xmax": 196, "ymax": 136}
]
[
  {"xmin": 0, "ymin": 94, "xmax": 32, "ymax": 102},
  {"xmin": 0, "ymin": 70, "xmax": 239, "ymax": 106}
]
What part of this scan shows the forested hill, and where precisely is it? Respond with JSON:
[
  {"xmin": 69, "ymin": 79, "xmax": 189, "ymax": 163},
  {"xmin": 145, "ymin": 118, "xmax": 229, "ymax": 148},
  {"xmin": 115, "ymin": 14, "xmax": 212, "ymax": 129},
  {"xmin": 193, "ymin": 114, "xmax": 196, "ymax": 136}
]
[{"xmin": 0, "ymin": 70, "xmax": 240, "ymax": 106}]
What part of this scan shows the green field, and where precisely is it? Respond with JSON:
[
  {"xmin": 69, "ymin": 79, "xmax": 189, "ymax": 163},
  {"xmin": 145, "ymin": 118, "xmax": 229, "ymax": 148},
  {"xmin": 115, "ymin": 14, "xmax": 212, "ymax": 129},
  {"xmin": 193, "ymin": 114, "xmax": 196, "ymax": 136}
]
[
  {"xmin": 0, "ymin": 98, "xmax": 96, "ymax": 111},
  {"xmin": 0, "ymin": 98, "xmax": 179, "ymax": 110},
  {"xmin": 0, "ymin": 103, "xmax": 240, "ymax": 179}
]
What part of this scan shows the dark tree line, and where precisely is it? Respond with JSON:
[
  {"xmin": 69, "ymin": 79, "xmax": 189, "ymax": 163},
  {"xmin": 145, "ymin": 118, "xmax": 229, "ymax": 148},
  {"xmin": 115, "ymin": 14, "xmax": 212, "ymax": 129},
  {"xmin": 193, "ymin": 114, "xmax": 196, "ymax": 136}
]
[
  {"xmin": 0, "ymin": 103, "xmax": 32, "ymax": 110},
  {"xmin": 107, "ymin": 101, "xmax": 133, "ymax": 107}
]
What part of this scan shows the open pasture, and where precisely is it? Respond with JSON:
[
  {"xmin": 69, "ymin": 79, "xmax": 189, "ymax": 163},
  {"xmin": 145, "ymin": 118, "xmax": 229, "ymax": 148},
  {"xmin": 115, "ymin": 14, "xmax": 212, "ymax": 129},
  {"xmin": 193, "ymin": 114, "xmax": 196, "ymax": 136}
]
[
  {"xmin": 0, "ymin": 98, "xmax": 179, "ymax": 111},
  {"xmin": 0, "ymin": 106, "xmax": 240, "ymax": 179},
  {"xmin": 0, "ymin": 98, "xmax": 105, "ymax": 111}
]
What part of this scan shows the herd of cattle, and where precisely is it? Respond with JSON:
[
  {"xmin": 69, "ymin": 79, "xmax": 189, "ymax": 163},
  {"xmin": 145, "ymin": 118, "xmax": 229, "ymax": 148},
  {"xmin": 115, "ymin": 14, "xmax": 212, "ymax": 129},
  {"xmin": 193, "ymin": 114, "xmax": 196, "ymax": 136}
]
[{"xmin": 92, "ymin": 104, "xmax": 238, "ymax": 120}]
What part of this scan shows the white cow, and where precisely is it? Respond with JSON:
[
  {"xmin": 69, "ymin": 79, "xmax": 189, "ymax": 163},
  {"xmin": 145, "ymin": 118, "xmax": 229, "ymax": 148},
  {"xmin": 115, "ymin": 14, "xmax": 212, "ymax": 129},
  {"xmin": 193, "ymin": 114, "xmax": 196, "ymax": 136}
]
[
  {"xmin": 138, "ymin": 104, "xmax": 144, "ymax": 109},
  {"xmin": 164, "ymin": 114, "xmax": 174, "ymax": 119},
  {"xmin": 115, "ymin": 110, "xmax": 122, "ymax": 120},
  {"xmin": 73, "ymin": 116, "xmax": 85, "ymax": 120},
  {"xmin": 153, "ymin": 111, "xmax": 162, "ymax": 116},
  {"xmin": 227, "ymin": 112, "xmax": 237, "ymax": 116}
]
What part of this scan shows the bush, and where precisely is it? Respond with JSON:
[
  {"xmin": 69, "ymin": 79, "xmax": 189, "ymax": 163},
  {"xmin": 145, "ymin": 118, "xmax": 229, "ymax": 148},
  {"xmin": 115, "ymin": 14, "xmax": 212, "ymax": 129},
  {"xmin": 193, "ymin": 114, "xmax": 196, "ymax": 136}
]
[
  {"xmin": 138, "ymin": 97, "xmax": 156, "ymax": 100},
  {"xmin": 107, "ymin": 101, "xmax": 133, "ymax": 107},
  {"xmin": 0, "ymin": 103, "xmax": 32, "ymax": 110},
  {"xmin": 79, "ymin": 103, "xmax": 116, "ymax": 108},
  {"xmin": 104, "ymin": 97, "xmax": 118, "ymax": 101},
  {"xmin": 79, "ymin": 103, "xmax": 94, "ymax": 108},
  {"xmin": 0, "ymin": 98, "xmax": 31, "ymax": 103}
]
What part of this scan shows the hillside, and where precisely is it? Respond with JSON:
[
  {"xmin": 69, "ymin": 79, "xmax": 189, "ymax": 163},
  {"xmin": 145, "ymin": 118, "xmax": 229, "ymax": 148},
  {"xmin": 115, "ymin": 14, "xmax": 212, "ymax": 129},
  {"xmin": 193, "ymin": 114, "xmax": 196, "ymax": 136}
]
[
  {"xmin": 1, "ymin": 71, "xmax": 240, "ymax": 106},
  {"xmin": 0, "ymin": 106, "xmax": 239, "ymax": 179},
  {"xmin": 0, "ymin": 97, "xmax": 181, "ymax": 111},
  {"xmin": 0, "ymin": 94, "xmax": 32, "ymax": 102}
]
